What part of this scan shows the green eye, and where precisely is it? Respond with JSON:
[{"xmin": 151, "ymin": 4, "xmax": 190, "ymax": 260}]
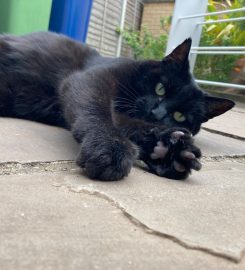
[
  {"xmin": 173, "ymin": 112, "xmax": 186, "ymax": 122},
  {"xmin": 155, "ymin": 83, "xmax": 166, "ymax": 96}
]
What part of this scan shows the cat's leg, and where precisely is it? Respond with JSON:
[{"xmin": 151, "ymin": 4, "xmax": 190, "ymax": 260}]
[
  {"xmin": 114, "ymin": 114, "xmax": 201, "ymax": 180},
  {"xmin": 72, "ymin": 118, "xmax": 138, "ymax": 180},
  {"xmin": 60, "ymin": 72, "xmax": 139, "ymax": 181},
  {"xmin": 77, "ymin": 128, "xmax": 138, "ymax": 181}
]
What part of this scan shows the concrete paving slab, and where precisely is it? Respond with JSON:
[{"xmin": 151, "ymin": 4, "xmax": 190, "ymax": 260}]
[
  {"xmin": 56, "ymin": 159, "xmax": 245, "ymax": 262},
  {"xmin": 203, "ymin": 103, "xmax": 245, "ymax": 139},
  {"xmin": 0, "ymin": 173, "xmax": 244, "ymax": 270},
  {"xmin": 0, "ymin": 118, "xmax": 77, "ymax": 163},
  {"xmin": 1, "ymin": 114, "xmax": 245, "ymax": 269},
  {"xmin": 196, "ymin": 129, "xmax": 245, "ymax": 157}
]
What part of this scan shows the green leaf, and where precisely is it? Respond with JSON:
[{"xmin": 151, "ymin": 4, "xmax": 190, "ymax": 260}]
[
  {"xmin": 207, "ymin": 24, "xmax": 217, "ymax": 32},
  {"xmin": 225, "ymin": 0, "xmax": 232, "ymax": 7},
  {"xmin": 216, "ymin": 24, "xmax": 234, "ymax": 39}
]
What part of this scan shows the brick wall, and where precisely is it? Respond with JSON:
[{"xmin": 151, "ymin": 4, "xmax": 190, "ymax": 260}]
[{"xmin": 141, "ymin": 1, "xmax": 174, "ymax": 36}]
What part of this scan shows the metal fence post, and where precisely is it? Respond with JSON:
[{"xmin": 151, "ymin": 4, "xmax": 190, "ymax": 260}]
[
  {"xmin": 117, "ymin": 0, "xmax": 128, "ymax": 57},
  {"xmin": 49, "ymin": 0, "xmax": 93, "ymax": 43},
  {"xmin": 166, "ymin": 0, "xmax": 208, "ymax": 71}
]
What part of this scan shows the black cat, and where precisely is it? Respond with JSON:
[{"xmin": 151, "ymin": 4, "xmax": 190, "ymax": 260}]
[{"xmin": 0, "ymin": 32, "xmax": 234, "ymax": 180}]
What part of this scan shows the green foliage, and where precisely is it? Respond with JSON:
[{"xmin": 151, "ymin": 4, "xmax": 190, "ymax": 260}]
[
  {"xmin": 117, "ymin": 16, "xmax": 171, "ymax": 60},
  {"xmin": 194, "ymin": 0, "xmax": 245, "ymax": 83},
  {"xmin": 203, "ymin": 0, "xmax": 245, "ymax": 45}
]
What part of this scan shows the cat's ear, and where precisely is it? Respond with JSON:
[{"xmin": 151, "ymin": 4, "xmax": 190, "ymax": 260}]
[
  {"xmin": 203, "ymin": 96, "xmax": 235, "ymax": 121},
  {"xmin": 164, "ymin": 38, "xmax": 192, "ymax": 64}
]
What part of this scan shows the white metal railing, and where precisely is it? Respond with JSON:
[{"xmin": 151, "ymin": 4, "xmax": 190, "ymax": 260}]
[
  {"xmin": 167, "ymin": 0, "xmax": 245, "ymax": 90},
  {"xmin": 197, "ymin": 16, "xmax": 245, "ymax": 24},
  {"xmin": 196, "ymin": 80, "xmax": 245, "ymax": 90},
  {"xmin": 192, "ymin": 46, "xmax": 245, "ymax": 50},
  {"xmin": 191, "ymin": 46, "xmax": 245, "ymax": 55},
  {"xmin": 117, "ymin": 0, "xmax": 128, "ymax": 57},
  {"xmin": 191, "ymin": 51, "xmax": 245, "ymax": 55},
  {"xmin": 179, "ymin": 7, "xmax": 245, "ymax": 19}
]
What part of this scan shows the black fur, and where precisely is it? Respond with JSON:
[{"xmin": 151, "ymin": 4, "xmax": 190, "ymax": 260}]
[{"xmin": 0, "ymin": 32, "xmax": 235, "ymax": 180}]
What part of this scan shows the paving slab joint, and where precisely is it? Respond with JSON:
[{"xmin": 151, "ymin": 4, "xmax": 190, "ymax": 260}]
[
  {"xmin": 202, "ymin": 127, "xmax": 245, "ymax": 142},
  {"xmin": 0, "ymin": 160, "xmax": 77, "ymax": 176},
  {"xmin": 0, "ymin": 155, "xmax": 244, "ymax": 176},
  {"xmin": 202, "ymin": 155, "xmax": 245, "ymax": 162}
]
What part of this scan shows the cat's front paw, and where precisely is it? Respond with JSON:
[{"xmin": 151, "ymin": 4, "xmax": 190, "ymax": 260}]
[
  {"xmin": 143, "ymin": 128, "xmax": 202, "ymax": 180},
  {"xmin": 76, "ymin": 134, "xmax": 138, "ymax": 181}
]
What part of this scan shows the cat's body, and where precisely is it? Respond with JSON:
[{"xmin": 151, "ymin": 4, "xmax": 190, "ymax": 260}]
[
  {"xmin": 0, "ymin": 32, "xmax": 100, "ymax": 126},
  {"xmin": 0, "ymin": 32, "xmax": 234, "ymax": 180}
]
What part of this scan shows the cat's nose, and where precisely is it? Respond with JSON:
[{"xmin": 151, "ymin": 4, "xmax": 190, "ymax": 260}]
[{"xmin": 151, "ymin": 106, "xmax": 167, "ymax": 121}]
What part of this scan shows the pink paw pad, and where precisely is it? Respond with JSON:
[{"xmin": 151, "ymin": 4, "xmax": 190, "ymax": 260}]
[
  {"xmin": 150, "ymin": 141, "xmax": 168, "ymax": 160},
  {"xmin": 180, "ymin": 150, "xmax": 196, "ymax": 160},
  {"xmin": 173, "ymin": 161, "xmax": 186, "ymax": 172}
]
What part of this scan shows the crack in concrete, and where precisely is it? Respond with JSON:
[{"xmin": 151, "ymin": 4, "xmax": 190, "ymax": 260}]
[
  {"xmin": 202, "ymin": 127, "xmax": 245, "ymax": 141},
  {"xmin": 53, "ymin": 183, "xmax": 243, "ymax": 263},
  {"xmin": 1, "ymin": 159, "xmax": 244, "ymax": 263}
]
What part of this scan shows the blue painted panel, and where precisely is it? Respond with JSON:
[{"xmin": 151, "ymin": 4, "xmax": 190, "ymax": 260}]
[{"xmin": 49, "ymin": 0, "xmax": 93, "ymax": 43}]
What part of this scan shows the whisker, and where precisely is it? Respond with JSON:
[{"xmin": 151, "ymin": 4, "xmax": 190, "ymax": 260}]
[
  {"xmin": 114, "ymin": 96, "xmax": 136, "ymax": 104},
  {"xmin": 113, "ymin": 104, "xmax": 135, "ymax": 110},
  {"xmin": 117, "ymin": 81, "xmax": 138, "ymax": 100}
]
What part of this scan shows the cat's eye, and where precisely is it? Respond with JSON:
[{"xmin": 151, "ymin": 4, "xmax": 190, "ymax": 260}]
[
  {"xmin": 173, "ymin": 112, "xmax": 186, "ymax": 122},
  {"xmin": 155, "ymin": 83, "xmax": 166, "ymax": 96}
]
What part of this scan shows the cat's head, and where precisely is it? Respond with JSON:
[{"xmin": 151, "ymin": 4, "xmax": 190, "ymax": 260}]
[{"xmin": 115, "ymin": 38, "xmax": 235, "ymax": 135}]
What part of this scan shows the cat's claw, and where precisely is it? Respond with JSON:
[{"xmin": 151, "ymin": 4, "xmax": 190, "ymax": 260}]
[{"xmin": 170, "ymin": 131, "xmax": 185, "ymax": 144}]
